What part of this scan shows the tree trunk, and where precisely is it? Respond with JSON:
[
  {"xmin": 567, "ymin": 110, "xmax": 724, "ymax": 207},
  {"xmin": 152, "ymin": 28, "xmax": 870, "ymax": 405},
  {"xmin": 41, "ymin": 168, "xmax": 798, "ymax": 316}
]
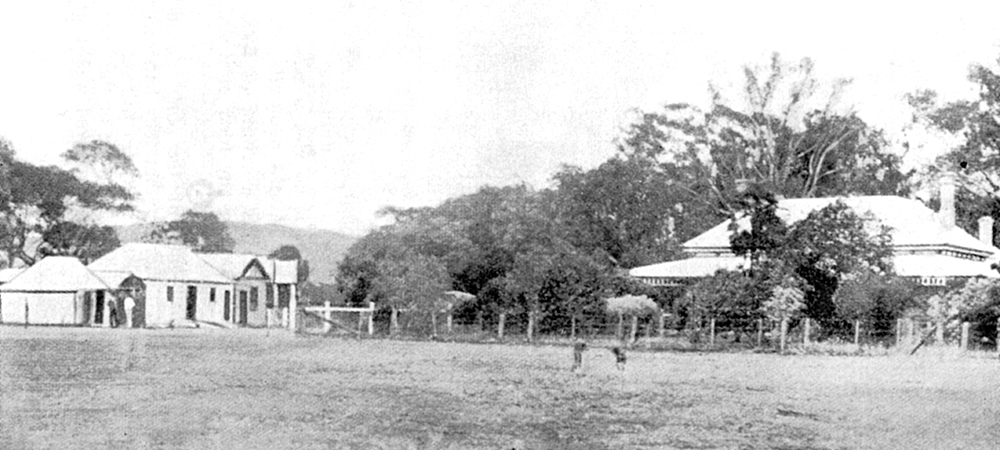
[
  {"xmin": 709, "ymin": 317, "xmax": 716, "ymax": 346},
  {"xmin": 630, "ymin": 315, "xmax": 639, "ymax": 344},
  {"xmin": 390, "ymin": 308, "xmax": 399, "ymax": 336},
  {"xmin": 658, "ymin": 313, "xmax": 666, "ymax": 338},
  {"xmin": 571, "ymin": 315, "xmax": 577, "ymax": 339},
  {"xmin": 854, "ymin": 320, "xmax": 861, "ymax": 346},
  {"xmin": 431, "ymin": 312, "xmax": 438, "ymax": 338},
  {"xmin": 803, "ymin": 318, "xmax": 811, "ymax": 345},
  {"xmin": 447, "ymin": 313, "xmax": 453, "ymax": 334},
  {"xmin": 498, "ymin": 312, "xmax": 506, "ymax": 339}
]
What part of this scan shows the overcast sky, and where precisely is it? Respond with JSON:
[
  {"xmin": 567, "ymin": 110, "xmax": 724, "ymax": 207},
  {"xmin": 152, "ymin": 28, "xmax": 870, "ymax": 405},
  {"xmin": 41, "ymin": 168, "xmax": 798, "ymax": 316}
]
[{"xmin": 2, "ymin": 1, "xmax": 1000, "ymax": 235}]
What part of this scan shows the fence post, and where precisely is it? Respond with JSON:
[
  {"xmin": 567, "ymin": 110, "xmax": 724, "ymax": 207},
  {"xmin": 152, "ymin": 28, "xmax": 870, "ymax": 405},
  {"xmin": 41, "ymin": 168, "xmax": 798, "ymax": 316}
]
[
  {"xmin": 527, "ymin": 311, "xmax": 535, "ymax": 342},
  {"xmin": 803, "ymin": 318, "xmax": 811, "ymax": 345},
  {"xmin": 658, "ymin": 313, "xmax": 666, "ymax": 338},
  {"xmin": 756, "ymin": 318, "xmax": 763, "ymax": 347},
  {"xmin": 961, "ymin": 322, "xmax": 970, "ymax": 351},
  {"xmin": 779, "ymin": 318, "xmax": 788, "ymax": 353},
  {"xmin": 854, "ymin": 320, "xmax": 861, "ymax": 346},
  {"xmin": 367, "ymin": 303, "xmax": 375, "ymax": 335},
  {"xmin": 322, "ymin": 301, "xmax": 332, "ymax": 334},
  {"xmin": 616, "ymin": 313, "xmax": 624, "ymax": 341},
  {"xmin": 709, "ymin": 317, "xmax": 716, "ymax": 347},
  {"xmin": 24, "ymin": 303, "xmax": 29, "ymax": 328}
]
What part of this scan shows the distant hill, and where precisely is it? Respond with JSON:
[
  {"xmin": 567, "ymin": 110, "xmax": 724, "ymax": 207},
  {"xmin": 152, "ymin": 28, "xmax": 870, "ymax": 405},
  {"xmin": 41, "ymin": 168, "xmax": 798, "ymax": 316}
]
[{"xmin": 116, "ymin": 222, "xmax": 357, "ymax": 284}]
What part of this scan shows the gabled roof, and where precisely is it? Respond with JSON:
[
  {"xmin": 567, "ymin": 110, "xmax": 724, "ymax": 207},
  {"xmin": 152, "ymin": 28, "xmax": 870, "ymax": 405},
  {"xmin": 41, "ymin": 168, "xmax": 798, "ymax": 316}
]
[
  {"xmin": 88, "ymin": 243, "xmax": 231, "ymax": 284},
  {"xmin": 199, "ymin": 253, "xmax": 263, "ymax": 280},
  {"xmin": 683, "ymin": 196, "xmax": 998, "ymax": 257},
  {"xmin": 1, "ymin": 256, "xmax": 111, "ymax": 292}
]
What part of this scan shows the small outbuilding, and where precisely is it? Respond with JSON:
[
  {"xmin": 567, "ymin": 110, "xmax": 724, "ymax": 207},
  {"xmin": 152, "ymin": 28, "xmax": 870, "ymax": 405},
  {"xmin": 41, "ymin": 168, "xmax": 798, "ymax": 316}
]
[{"xmin": 0, "ymin": 256, "xmax": 111, "ymax": 325}]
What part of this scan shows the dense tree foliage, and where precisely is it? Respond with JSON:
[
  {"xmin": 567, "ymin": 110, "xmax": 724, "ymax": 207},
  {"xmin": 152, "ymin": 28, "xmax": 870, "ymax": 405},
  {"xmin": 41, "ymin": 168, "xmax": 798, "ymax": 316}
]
[
  {"xmin": 335, "ymin": 53, "xmax": 922, "ymax": 338},
  {"xmin": 0, "ymin": 138, "xmax": 134, "ymax": 267},
  {"xmin": 145, "ymin": 210, "xmax": 236, "ymax": 253},
  {"xmin": 620, "ymin": 53, "xmax": 911, "ymax": 227}
]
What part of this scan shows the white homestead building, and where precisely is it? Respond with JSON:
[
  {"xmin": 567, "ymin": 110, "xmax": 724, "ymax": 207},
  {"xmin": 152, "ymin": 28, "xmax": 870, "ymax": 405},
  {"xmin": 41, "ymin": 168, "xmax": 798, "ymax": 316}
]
[
  {"xmin": 0, "ymin": 256, "xmax": 111, "ymax": 325},
  {"xmin": 630, "ymin": 177, "xmax": 1000, "ymax": 286}
]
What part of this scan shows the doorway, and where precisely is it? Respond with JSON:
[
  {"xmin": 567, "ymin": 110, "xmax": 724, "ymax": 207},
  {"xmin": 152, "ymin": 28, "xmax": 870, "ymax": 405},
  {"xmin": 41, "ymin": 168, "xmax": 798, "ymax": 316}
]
[
  {"xmin": 186, "ymin": 286, "xmax": 197, "ymax": 320},
  {"xmin": 239, "ymin": 291, "xmax": 249, "ymax": 325},
  {"xmin": 95, "ymin": 291, "xmax": 106, "ymax": 325}
]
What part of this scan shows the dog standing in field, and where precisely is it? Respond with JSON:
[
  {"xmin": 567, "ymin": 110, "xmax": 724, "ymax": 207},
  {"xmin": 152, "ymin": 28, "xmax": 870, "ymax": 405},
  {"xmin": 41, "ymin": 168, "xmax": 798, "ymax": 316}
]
[
  {"xmin": 571, "ymin": 340, "xmax": 587, "ymax": 371},
  {"xmin": 611, "ymin": 346, "xmax": 626, "ymax": 371}
]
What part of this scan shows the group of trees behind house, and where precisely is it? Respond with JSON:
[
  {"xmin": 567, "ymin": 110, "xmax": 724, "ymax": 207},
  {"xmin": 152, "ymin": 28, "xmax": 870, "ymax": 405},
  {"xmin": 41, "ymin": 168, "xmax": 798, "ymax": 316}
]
[
  {"xmin": 335, "ymin": 53, "xmax": 929, "ymax": 339},
  {"xmin": 0, "ymin": 139, "xmax": 136, "ymax": 266},
  {"xmin": 0, "ymin": 138, "xmax": 311, "ymax": 289}
]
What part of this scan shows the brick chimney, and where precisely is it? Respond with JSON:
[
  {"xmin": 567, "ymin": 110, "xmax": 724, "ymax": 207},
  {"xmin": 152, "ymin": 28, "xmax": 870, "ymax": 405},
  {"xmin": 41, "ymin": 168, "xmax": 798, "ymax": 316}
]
[
  {"xmin": 979, "ymin": 216, "xmax": 995, "ymax": 246},
  {"xmin": 939, "ymin": 173, "xmax": 956, "ymax": 228}
]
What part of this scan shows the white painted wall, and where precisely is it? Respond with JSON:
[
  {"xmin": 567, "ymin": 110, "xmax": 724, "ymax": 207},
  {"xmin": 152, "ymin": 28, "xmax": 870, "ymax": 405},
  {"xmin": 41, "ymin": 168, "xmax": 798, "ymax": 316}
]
[
  {"xmin": 0, "ymin": 292, "xmax": 83, "ymax": 325},
  {"xmin": 143, "ymin": 280, "xmax": 231, "ymax": 326}
]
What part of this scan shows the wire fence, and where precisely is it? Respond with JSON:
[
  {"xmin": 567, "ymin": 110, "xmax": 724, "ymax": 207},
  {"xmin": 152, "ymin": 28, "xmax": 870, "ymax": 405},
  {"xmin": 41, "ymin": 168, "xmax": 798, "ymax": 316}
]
[{"xmin": 296, "ymin": 307, "xmax": 1000, "ymax": 356}]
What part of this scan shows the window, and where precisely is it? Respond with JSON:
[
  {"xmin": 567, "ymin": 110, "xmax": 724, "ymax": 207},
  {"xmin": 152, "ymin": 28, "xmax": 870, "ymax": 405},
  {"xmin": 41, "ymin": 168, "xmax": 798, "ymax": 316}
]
[
  {"xmin": 210, "ymin": 288, "xmax": 217, "ymax": 302},
  {"xmin": 250, "ymin": 287, "xmax": 259, "ymax": 311},
  {"xmin": 167, "ymin": 286, "xmax": 174, "ymax": 302}
]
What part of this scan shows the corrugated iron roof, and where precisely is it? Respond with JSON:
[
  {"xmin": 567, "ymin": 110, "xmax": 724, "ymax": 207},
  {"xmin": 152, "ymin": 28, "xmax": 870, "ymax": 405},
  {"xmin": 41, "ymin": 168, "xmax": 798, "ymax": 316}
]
[
  {"xmin": 893, "ymin": 254, "xmax": 999, "ymax": 278},
  {"xmin": 88, "ymin": 243, "xmax": 231, "ymax": 284},
  {"xmin": 199, "ymin": 253, "xmax": 259, "ymax": 280},
  {"xmin": 1, "ymin": 256, "xmax": 111, "ymax": 292},
  {"xmin": 629, "ymin": 256, "xmax": 749, "ymax": 278},
  {"xmin": 684, "ymin": 196, "xmax": 998, "ymax": 256},
  {"xmin": 0, "ymin": 267, "xmax": 26, "ymax": 284}
]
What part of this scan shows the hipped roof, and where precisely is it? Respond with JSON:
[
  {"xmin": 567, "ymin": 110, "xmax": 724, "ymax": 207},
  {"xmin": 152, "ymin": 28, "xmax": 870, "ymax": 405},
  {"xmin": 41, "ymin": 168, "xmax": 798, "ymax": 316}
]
[
  {"xmin": 629, "ymin": 256, "xmax": 749, "ymax": 278},
  {"xmin": 1, "ymin": 256, "xmax": 111, "ymax": 292},
  {"xmin": 88, "ymin": 243, "xmax": 231, "ymax": 284},
  {"xmin": 684, "ymin": 196, "xmax": 998, "ymax": 256}
]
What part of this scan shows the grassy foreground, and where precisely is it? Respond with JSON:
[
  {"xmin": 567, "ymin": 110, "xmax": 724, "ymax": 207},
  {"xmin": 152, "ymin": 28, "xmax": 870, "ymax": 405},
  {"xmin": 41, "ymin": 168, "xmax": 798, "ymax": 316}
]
[{"xmin": 1, "ymin": 327, "xmax": 998, "ymax": 450}]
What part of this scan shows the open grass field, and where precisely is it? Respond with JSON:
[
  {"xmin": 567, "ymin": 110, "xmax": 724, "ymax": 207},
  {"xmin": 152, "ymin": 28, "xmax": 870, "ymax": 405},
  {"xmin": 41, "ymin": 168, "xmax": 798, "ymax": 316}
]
[{"xmin": 1, "ymin": 327, "xmax": 998, "ymax": 450}]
